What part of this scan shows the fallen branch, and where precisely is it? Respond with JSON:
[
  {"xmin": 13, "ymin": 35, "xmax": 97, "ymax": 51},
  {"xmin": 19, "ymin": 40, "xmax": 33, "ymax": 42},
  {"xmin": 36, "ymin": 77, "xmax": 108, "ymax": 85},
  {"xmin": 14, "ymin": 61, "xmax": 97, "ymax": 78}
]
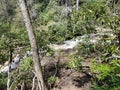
[
  {"xmin": 112, "ymin": 54, "xmax": 120, "ymax": 59},
  {"xmin": 108, "ymin": 54, "xmax": 120, "ymax": 59}
]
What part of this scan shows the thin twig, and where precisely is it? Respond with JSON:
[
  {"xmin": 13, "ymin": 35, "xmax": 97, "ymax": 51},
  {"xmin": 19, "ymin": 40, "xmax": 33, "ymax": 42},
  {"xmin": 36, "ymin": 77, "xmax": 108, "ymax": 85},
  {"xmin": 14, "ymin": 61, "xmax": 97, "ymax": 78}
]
[{"xmin": 21, "ymin": 81, "xmax": 24, "ymax": 90}]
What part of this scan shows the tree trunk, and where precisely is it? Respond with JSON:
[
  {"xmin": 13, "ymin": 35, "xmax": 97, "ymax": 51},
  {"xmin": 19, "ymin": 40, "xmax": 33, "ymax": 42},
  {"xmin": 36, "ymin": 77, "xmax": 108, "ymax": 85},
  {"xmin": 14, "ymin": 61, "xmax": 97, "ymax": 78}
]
[
  {"xmin": 19, "ymin": 0, "xmax": 47, "ymax": 90},
  {"xmin": 7, "ymin": 47, "xmax": 13, "ymax": 90},
  {"xmin": 76, "ymin": 0, "xmax": 79, "ymax": 11},
  {"xmin": 2, "ymin": 0, "xmax": 13, "ymax": 90}
]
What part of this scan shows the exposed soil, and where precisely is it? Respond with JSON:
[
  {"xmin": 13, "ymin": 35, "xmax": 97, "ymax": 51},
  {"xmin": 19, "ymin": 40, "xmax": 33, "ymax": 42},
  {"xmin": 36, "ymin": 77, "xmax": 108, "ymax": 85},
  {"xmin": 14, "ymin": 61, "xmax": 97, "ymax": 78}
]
[
  {"xmin": 43, "ymin": 49, "xmax": 93, "ymax": 90},
  {"xmin": 53, "ymin": 68, "xmax": 92, "ymax": 90}
]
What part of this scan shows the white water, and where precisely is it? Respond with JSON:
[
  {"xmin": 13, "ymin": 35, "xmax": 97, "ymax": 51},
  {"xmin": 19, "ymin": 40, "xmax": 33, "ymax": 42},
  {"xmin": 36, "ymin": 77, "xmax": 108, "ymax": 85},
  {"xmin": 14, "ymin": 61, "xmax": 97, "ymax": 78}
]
[
  {"xmin": 49, "ymin": 32, "xmax": 114, "ymax": 50},
  {"xmin": 0, "ymin": 27, "xmax": 114, "ymax": 73}
]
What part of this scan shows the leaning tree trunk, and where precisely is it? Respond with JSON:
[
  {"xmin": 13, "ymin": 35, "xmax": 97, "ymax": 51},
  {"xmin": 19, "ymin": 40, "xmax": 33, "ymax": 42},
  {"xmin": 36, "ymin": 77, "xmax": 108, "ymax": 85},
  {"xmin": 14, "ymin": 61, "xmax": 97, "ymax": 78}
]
[{"xmin": 19, "ymin": 0, "xmax": 47, "ymax": 90}]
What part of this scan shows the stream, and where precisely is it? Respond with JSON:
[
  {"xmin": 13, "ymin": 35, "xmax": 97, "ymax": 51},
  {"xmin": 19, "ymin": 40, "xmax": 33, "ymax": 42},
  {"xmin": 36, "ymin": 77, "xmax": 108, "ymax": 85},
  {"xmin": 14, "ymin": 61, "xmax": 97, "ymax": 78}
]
[{"xmin": 0, "ymin": 27, "xmax": 114, "ymax": 73}]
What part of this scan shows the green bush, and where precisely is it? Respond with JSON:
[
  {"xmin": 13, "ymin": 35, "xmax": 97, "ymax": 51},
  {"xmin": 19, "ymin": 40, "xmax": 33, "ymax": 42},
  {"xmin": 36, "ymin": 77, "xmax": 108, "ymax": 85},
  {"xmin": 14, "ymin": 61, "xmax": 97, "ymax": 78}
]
[
  {"xmin": 0, "ymin": 73, "xmax": 7, "ymax": 89},
  {"xmin": 91, "ymin": 62, "xmax": 112, "ymax": 80},
  {"xmin": 47, "ymin": 76, "xmax": 57, "ymax": 85},
  {"xmin": 47, "ymin": 23, "xmax": 68, "ymax": 44},
  {"xmin": 91, "ymin": 58, "xmax": 120, "ymax": 90},
  {"xmin": 67, "ymin": 54, "xmax": 84, "ymax": 72},
  {"xmin": 35, "ymin": 0, "xmax": 114, "ymax": 44},
  {"xmin": 13, "ymin": 56, "xmax": 33, "ymax": 88}
]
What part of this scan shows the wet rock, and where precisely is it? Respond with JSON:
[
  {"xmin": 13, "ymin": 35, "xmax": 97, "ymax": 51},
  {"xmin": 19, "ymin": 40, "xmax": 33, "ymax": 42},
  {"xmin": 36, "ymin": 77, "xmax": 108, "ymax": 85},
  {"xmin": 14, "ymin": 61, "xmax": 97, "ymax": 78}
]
[
  {"xmin": 0, "ymin": 66, "xmax": 9, "ymax": 73},
  {"xmin": 13, "ymin": 54, "xmax": 20, "ymax": 64},
  {"xmin": 10, "ymin": 62, "xmax": 18, "ymax": 69}
]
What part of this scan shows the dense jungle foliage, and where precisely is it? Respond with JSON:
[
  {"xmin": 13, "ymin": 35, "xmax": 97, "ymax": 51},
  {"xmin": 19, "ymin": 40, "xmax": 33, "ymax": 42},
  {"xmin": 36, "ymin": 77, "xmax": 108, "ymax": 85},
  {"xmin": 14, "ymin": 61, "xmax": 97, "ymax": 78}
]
[{"xmin": 0, "ymin": 0, "xmax": 120, "ymax": 90}]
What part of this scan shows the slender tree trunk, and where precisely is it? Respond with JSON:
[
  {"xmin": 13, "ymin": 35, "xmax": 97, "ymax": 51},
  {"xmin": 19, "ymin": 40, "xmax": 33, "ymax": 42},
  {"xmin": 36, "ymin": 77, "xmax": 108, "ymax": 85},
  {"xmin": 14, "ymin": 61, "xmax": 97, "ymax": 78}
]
[
  {"xmin": 2, "ymin": 0, "xmax": 13, "ymax": 90},
  {"xmin": 66, "ymin": 0, "xmax": 68, "ymax": 6},
  {"xmin": 19, "ymin": 0, "xmax": 47, "ymax": 90},
  {"xmin": 7, "ymin": 47, "xmax": 13, "ymax": 90},
  {"xmin": 76, "ymin": 0, "xmax": 79, "ymax": 11}
]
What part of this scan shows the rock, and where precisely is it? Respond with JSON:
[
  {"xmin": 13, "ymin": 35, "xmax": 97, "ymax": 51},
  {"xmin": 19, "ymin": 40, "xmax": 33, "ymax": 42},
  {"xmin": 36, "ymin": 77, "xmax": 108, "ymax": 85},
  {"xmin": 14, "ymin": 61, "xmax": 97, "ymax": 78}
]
[
  {"xmin": 10, "ymin": 62, "xmax": 18, "ymax": 69},
  {"xmin": 49, "ymin": 30, "xmax": 115, "ymax": 51},
  {"xmin": 25, "ymin": 50, "xmax": 33, "ymax": 56},
  {"xmin": 4, "ymin": 61, "xmax": 9, "ymax": 66},
  {"xmin": 0, "ymin": 65, "xmax": 2, "ymax": 68},
  {"xmin": 0, "ymin": 66, "xmax": 9, "ymax": 73},
  {"xmin": 13, "ymin": 54, "xmax": 20, "ymax": 64},
  {"xmin": 49, "ymin": 40, "xmax": 78, "ymax": 50}
]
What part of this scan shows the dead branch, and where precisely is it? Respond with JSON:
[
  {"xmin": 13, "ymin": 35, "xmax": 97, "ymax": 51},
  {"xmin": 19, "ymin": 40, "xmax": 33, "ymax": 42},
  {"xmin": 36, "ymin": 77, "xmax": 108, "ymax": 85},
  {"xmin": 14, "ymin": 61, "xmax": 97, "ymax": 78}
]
[
  {"xmin": 21, "ymin": 81, "xmax": 25, "ymax": 90},
  {"xmin": 108, "ymin": 54, "xmax": 120, "ymax": 59}
]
